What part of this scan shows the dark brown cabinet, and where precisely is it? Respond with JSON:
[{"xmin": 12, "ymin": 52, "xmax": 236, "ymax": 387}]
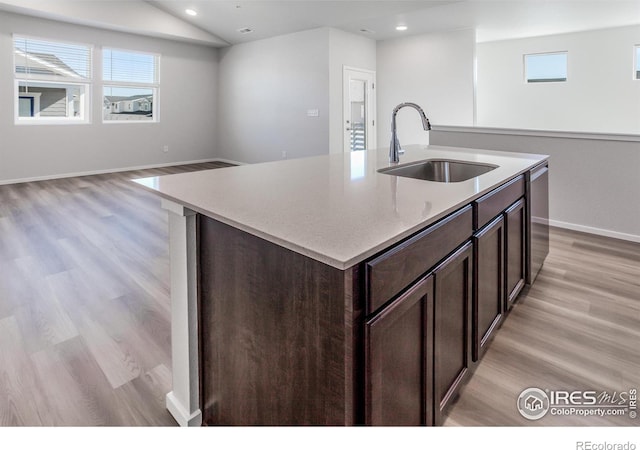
[
  {"xmin": 472, "ymin": 194, "xmax": 527, "ymax": 362},
  {"xmin": 196, "ymin": 167, "xmax": 548, "ymax": 426},
  {"xmin": 473, "ymin": 216, "xmax": 504, "ymax": 362},
  {"xmin": 365, "ymin": 206, "xmax": 472, "ymax": 315},
  {"xmin": 475, "ymin": 175, "xmax": 524, "ymax": 230},
  {"xmin": 365, "ymin": 274, "xmax": 433, "ymax": 426},
  {"xmin": 433, "ymin": 242, "xmax": 473, "ymax": 425},
  {"xmin": 505, "ymin": 198, "xmax": 526, "ymax": 309}
]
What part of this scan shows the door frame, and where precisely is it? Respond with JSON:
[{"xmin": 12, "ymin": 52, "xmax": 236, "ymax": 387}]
[{"xmin": 343, "ymin": 66, "xmax": 376, "ymax": 152}]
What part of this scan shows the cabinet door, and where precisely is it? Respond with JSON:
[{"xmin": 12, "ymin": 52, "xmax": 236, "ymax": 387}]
[
  {"xmin": 365, "ymin": 274, "xmax": 434, "ymax": 426},
  {"xmin": 433, "ymin": 242, "xmax": 473, "ymax": 425},
  {"xmin": 505, "ymin": 198, "xmax": 526, "ymax": 310},
  {"xmin": 473, "ymin": 216, "xmax": 504, "ymax": 362}
]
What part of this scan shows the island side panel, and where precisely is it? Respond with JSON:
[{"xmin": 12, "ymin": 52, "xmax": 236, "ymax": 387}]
[
  {"xmin": 343, "ymin": 262, "xmax": 365, "ymax": 426},
  {"xmin": 198, "ymin": 215, "xmax": 360, "ymax": 425}
]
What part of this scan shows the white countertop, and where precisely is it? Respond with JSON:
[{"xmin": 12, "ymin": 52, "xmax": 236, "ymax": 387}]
[{"xmin": 134, "ymin": 145, "xmax": 548, "ymax": 269}]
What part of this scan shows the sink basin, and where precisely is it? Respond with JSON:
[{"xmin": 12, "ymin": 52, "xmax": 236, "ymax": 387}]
[{"xmin": 378, "ymin": 159, "xmax": 498, "ymax": 183}]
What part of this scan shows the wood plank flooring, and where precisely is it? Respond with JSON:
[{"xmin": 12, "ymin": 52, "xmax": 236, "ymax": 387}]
[
  {"xmin": 0, "ymin": 162, "xmax": 638, "ymax": 426},
  {"xmin": 0, "ymin": 162, "xmax": 232, "ymax": 426},
  {"xmin": 445, "ymin": 227, "xmax": 640, "ymax": 426}
]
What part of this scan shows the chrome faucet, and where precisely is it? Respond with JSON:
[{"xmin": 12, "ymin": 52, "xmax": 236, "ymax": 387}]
[{"xmin": 389, "ymin": 102, "xmax": 431, "ymax": 163}]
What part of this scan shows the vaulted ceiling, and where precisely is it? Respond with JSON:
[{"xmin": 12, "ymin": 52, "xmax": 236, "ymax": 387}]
[
  {"xmin": 1, "ymin": 0, "xmax": 639, "ymax": 47},
  {"xmin": 150, "ymin": 0, "xmax": 640, "ymax": 45}
]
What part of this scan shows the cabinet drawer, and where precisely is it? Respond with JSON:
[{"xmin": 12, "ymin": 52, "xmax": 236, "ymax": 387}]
[
  {"xmin": 366, "ymin": 205, "xmax": 473, "ymax": 315},
  {"xmin": 474, "ymin": 175, "xmax": 525, "ymax": 229}
]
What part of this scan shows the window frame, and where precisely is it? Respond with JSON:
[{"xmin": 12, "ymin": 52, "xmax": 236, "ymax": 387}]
[
  {"xmin": 13, "ymin": 34, "xmax": 92, "ymax": 125},
  {"xmin": 101, "ymin": 47, "xmax": 160, "ymax": 124},
  {"xmin": 523, "ymin": 51, "xmax": 568, "ymax": 84},
  {"xmin": 634, "ymin": 45, "xmax": 640, "ymax": 80}
]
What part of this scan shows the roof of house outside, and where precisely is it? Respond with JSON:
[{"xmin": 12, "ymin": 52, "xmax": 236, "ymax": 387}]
[
  {"xmin": 104, "ymin": 95, "xmax": 153, "ymax": 102},
  {"xmin": 15, "ymin": 50, "xmax": 82, "ymax": 79}
]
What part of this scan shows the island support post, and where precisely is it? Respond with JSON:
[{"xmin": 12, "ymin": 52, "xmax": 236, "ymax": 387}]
[{"xmin": 162, "ymin": 199, "xmax": 201, "ymax": 426}]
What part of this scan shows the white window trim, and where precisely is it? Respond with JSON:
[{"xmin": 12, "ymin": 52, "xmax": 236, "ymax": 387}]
[
  {"xmin": 523, "ymin": 51, "xmax": 568, "ymax": 84},
  {"xmin": 13, "ymin": 34, "xmax": 93, "ymax": 125},
  {"xmin": 101, "ymin": 47, "xmax": 160, "ymax": 124},
  {"xmin": 634, "ymin": 44, "xmax": 640, "ymax": 80}
]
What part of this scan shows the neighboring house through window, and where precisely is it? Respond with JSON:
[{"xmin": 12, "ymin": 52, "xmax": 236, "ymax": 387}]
[
  {"xmin": 103, "ymin": 48, "xmax": 159, "ymax": 122},
  {"xmin": 14, "ymin": 35, "xmax": 92, "ymax": 123}
]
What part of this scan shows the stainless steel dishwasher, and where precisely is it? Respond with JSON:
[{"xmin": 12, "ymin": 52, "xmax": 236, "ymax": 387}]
[{"xmin": 528, "ymin": 162, "xmax": 549, "ymax": 283}]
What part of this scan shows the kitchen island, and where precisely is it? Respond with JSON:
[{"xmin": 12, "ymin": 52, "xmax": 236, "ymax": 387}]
[{"xmin": 134, "ymin": 145, "xmax": 549, "ymax": 426}]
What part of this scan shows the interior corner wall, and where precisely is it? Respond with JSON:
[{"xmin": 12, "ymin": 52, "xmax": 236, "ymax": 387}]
[
  {"xmin": 216, "ymin": 28, "xmax": 331, "ymax": 164},
  {"xmin": 0, "ymin": 11, "xmax": 219, "ymax": 183},
  {"xmin": 376, "ymin": 29, "xmax": 475, "ymax": 148},
  {"xmin": 328, "ymin": 28, "xmax": 376, "ymax": 154},
  {"xmin": 476, "ymin": 25, "xmax": 640, "ymax": 134}
]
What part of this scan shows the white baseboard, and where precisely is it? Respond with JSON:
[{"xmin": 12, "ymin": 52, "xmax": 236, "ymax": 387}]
[
  {"xmin": 0, "ymin": 157, "xmax": 242, "ymax": 186},
  {"xmin": 166, "ymin": 392, "xmax": 202, "ymax": 427},
  {"xmin": 215, "ymin": 157, "xmax": 247, "ymax": 166},
  {"xmin": 550, "ymin": 219, "xmax": 640, "ymax": 243}
]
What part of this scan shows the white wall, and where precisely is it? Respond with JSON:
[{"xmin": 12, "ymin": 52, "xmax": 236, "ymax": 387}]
[
  {"xmin": 376, "ymin": 29, "xmax": 475, "ymax": 148},
  {"xmin": 217, "ymin": 27, "xmax": 374, "ymax": 163},
  {"xmin": 0, "ymin": 11, "xmax": 219, "ymax": 183},
  {"xmin": 328, "ymin": 28, "xmax": 376, "ymax": 153},
  {"xmin": 216, "ymin": 28, "xmax": 330, "ymax": 163},
  {"xmin": 430, "ymin": 129, "xmax": 640, "ymax": 241},
  {"xmin": 476, "ymin": 25, "xmax": 640, "ymax": 134}
]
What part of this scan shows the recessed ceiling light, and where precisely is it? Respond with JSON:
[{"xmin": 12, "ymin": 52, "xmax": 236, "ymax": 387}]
[
  {"xmin": 185, "ymin": 9, "xmax": 197, "ymax": 16},
  {"xmin": 396, "ymin": 25, "xmax": 408, "ymax": 31}
]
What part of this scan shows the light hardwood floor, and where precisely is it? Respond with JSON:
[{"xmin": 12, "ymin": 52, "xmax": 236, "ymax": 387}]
[
  {"xmin": 0, "ymin": 164, "xmax": 638, "ymax": 426},
  {"xmin": 446, "ymin": 227, "xmax": 640, "ymax": 426},
  {"xmin": 0, "ymin": 162, "xmax": 232, "ymax": 426}
]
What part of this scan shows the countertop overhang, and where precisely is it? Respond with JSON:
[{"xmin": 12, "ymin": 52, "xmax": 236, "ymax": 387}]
[{"xmin": 134, "ymin": 145, "xmax": 548, "ymax": 269}]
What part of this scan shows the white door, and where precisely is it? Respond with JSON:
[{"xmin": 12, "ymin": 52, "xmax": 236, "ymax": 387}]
[{"xmin": 343, "ymin": 67, "xmax": 376, "ymax": 152}]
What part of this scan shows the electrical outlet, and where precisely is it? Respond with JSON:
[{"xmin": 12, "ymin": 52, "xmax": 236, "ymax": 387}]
[
  {"xmin": 163, "ymin": 145, "xmax": 169, "ymax": 153},
  {"xmin": 281, "ymin": 151, "xmax": 287, "ymax": 159}
]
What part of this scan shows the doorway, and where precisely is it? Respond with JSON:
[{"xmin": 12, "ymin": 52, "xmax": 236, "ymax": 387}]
[{"xmin": 343, "ymin": 67, "xmax": 376, "ymax": 152}]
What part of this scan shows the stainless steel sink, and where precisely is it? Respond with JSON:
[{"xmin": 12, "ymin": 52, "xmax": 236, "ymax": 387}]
[{"xmin": 378, "ymin": 159, "xmax": 498, "ymax": 183}]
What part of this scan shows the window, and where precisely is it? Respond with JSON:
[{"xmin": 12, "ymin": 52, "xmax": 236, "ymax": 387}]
[
  {"xmin": 524, "ymin": 52, "xmax": 567, "ymax": 83},
  {"xmin": 103, "ymin": 48, "xmax": 159, "ymax": 122},
  {"xmin": 14, "ymin": 35, "xmax": 92, "ymax": 123},
  {"xmin": 635, "ymin": 45, "xmax": 640, "ymax": 80}
]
